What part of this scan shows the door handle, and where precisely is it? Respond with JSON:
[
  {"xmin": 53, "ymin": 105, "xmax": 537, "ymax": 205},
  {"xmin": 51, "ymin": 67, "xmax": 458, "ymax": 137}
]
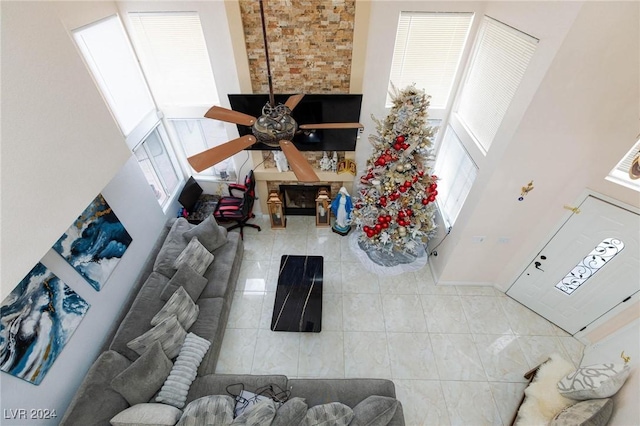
[{"xmin": 534, "ymin": 261, "xmax": 544, "ymax": 271}]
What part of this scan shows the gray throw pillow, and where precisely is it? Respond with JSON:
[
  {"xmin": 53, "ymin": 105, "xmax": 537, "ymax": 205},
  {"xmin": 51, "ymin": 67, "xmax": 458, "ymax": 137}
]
[
  {"xmin": 127, "ymin": 315, "xmax": 187, "ymax": 360},
  {"xmin": 177, "ymin": 395, "xmax": 235, "ymax": 426},
  {"xmin": 557, "ymin": 363, "xmax": 631, "ymax": 400},
  {"xmin": 302, "ymin": 402, "xmax": 354, "ymax": 426},
  {"xmin": 183, "ymin": 215, "xmax": 228, "ymax": 252},
  {"xmin": 110, "ymin": 341, "xmax": 173, "ymax": 406},
  {"xmin": 174, "ymin": 237, "xmax": 214, "ymax": 276},
  {"xmin": 156, "ymin": 332, "xmax": 211, "ymax": 408},
  {"xmin": 351, "ymin": 396, "xmax": 399, "ymax": 426},
  {"xmin": 271, "ymin": 397, "xmax": 308, "ymax": 426},
  {"xmin": 232, "ymin": 399, "xmax": 277, "ymax": 425},
  {"xmin": 551, "ymin": 398, "xmax": 613, "ymax": 426},
  {"xmin": 160, "ymin": 265, "xmax": 208, "ymax": 302},
  {"xmin": 110, "ymin": 403, "xmax": 182, "ymax": 426},
  {"xmin": 151, "ymin": 286, "xmax": 199, "ymax": 331},
  {"xmin": 154, "ymin": 218, "xmax": 192, "ymax": 278}
]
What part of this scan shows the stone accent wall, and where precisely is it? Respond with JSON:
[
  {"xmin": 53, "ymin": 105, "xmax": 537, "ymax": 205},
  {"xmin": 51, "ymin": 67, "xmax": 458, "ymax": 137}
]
[
  {"xmin": 239, "ymin": 0, "xmax": 355, "ymax": 94},
  {"xmin": 261, "ymin": 150, "xmax": 345, "ymax": 169}
]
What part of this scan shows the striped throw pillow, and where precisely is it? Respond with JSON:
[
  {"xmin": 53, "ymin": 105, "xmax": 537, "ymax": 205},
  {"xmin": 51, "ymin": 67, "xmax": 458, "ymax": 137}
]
[
  {"xmin": 174, "ymin": 237, "xmax": 214, "ymax": 276},
  {"xmin": 151, "ymin": 286, "xmax": 199, "ymax": 330}
]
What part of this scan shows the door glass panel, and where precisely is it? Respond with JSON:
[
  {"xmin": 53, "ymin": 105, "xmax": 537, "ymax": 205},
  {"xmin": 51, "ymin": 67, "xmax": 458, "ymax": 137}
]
[{"xmin": 555, "ymin": 238, "xmax": 625, "ymax": 295}]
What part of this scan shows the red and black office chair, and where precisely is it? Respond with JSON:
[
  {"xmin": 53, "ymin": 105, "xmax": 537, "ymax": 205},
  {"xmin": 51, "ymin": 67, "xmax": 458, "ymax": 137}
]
[{"xmin": 214, "ymin": 170, "xmax": 261, "ymax": 239}]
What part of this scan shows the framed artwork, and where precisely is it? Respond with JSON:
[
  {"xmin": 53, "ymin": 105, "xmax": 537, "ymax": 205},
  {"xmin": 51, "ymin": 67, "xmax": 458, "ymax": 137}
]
[
  {"xmin": 0, "ymin": 263, "xmax": 90, "ymax": 385},
  {"xmin": 53, "ymin": 194, "xmax": 132, "ymax": 291}
]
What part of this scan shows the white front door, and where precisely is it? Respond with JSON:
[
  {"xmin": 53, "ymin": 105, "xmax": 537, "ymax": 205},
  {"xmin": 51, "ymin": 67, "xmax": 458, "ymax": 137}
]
[{"xmin": 507, "ymin": 196, "xmax": 639, "ymax": 335}]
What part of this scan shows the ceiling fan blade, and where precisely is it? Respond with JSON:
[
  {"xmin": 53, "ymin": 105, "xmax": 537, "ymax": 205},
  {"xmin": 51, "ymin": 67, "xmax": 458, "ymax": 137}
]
[
  {"xmin": 285, "ymin": 94, "xmax": 305, "ymax": 111},
  {"xmin": 188, "ymin": 135, "xmax": 256, "ymax": 173},
  {"xmin": 204, "ymin": 106, "xmax": 257, "ymax": 126},
  {"xmin": 299, "ymin": 122, "xmax": 364, "ymax": 130},
  {"xmin": 279, "ymin": 140, "xmax": 320, "ymax": 182}
]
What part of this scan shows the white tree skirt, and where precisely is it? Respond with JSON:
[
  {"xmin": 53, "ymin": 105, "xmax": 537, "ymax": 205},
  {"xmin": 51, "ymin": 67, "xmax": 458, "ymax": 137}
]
[{"xmin": 348, "ymin": 231, "xmax": 429, "ymax": 276}]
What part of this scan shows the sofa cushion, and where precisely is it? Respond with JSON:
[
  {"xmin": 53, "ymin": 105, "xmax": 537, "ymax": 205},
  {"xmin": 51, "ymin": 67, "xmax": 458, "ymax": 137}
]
[
  {"xmin": 288, "ymin": 378, "xmax": 397, "ymax": 408},
  {"xmin": 351, "ymin": 395, "xmax": 399, "ymax": 426},
  {"xmin": 550, "ymin": 398, "xmax": 613, "ymax": 426},
  {"xmin": 110, "ymin": 341, "xmax": 173, "ymax": 406},
  {"xmin": 174, "ymin": 237, "xmax": 214, "ymax": 276},
  {"xmin": 110, "ymin": 403, "xmax": 182, "ymax": 426},
  {"xmin": 109, "ymin": 272, "xmax": 170, "ymax": 361},
  {"xmin": 156, "ymin": 333, "xmax": 211, "ymax": 408},
  {"xmin": 183, "ymin": 215, "xmax": 228, "ymax": 252},
  {"xmin": 58, "ymin": 351, "xmax": 131, "ymax": 426},
  {"xmin": 200, "ymin": 232, "xmax": 243, "ymax": 299},
  {"xmin": 151, "ymin": 286, "xmax": 199, "ymax": 331},
  {"xmin": 302, "ymin": 402, "xmax": 354, "ymax": 426},
  {"xmin": 176, "ymin": 395, "xmax": 235, "ymax": 426},
  {"xmin": 154, "ymin": 217, "xmax": 191, "ymax": 278},
  {"xmin": 160, "ymin": 265, "xmax": 208, "ymax": 302},
  {"xmin": 272, "ymin": 397, "xmax": 308, "ymax": 426},
  {"xmin": 127, "ymin": 315, "xmax": 187, "ymax": 360},
  {"xmin": 188, "ymin": 297, "xmax": 225, "ymax": 375},
  {"xmin": 557, "ymin": 363, "xmax": 631, "ymax": 400}
]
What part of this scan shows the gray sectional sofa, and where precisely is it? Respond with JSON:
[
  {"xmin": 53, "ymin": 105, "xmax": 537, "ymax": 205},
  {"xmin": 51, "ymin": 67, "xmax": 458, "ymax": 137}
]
[{"xmin": 60, "ymin": 216, "xmax": 405, "ymax": 425}]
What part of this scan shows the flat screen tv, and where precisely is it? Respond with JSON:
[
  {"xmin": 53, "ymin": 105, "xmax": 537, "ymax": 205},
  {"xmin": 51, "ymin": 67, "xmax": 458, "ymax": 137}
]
[{"xmin": 227, "ymin": 94, "xmax": 363, "ymax": 152}]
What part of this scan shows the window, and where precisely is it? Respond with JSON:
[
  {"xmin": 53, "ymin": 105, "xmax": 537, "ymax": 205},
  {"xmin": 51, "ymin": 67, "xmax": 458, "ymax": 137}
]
[
  {"xmin": 555, "ymin": 238, "xmax": 625, "ymax": 295},
  {"xmin": 127, "ymin": 12, "xmax": 232, "ymax": 180},
  {"xmin": 606, "ymin": 138, "xmax": 640, "ymax": 192},
  {"xmin": 73, "ymin": 16, "xmax": 155, "ymax": 136},
  {"xmin": 455, "ymin": 16, "xmax": 538, "ymax": 152},
  {"xmin": 128, "ymin": 12, "xmax": 219, "ymax": 108},
  {"xmin": 433, "ymin": 126, "xmax": 478, "ymax": 227},
  {"xmin": 169, "ymin": 119, "xmax": 235, "ymax": 179},
  {"xmin": 388, "ymin": 12, "xmax": 473, "ymax": 109},
  {"xmin": 73, "ymin": 15, "xmax": 181, "ymax": 208},
  {"xmin": 134, "ymin": 127, "xmax": 179, "ymax": 205}
]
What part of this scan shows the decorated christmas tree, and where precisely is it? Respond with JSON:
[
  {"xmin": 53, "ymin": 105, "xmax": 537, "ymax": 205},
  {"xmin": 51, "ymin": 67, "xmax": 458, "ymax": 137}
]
[{"xmin": 352, "ymin": 84, "xmax": 438, "ymax": 264}]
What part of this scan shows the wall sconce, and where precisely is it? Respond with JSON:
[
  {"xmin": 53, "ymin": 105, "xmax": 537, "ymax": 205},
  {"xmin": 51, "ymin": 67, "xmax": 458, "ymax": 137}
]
[
  {"xmin": 267, "ymin": 191, "xmax": 286, "ymax": 229},
  {"xmin": 315, "ymin": 189, "xmax": 331, "ymax": 227}
]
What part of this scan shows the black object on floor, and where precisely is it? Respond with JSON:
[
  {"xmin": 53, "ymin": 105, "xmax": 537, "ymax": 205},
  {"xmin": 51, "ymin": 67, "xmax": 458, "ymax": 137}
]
[{"xmin": 271, "ymin": 255, "xmax": 323, "ymax": 332}]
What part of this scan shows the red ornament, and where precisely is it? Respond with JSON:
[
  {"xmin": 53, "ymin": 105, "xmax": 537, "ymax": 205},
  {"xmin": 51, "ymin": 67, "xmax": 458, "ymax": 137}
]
[
  {"xmin": 402, "ymin": 143, "xmax": 410, "ymax": 150},
  {"xmin": 377, "ymin": 216, "xmax": 385, "ymax": 223},
  {"xmin": 432, "ymin": 190, "xmax": 438, "ymax": 196},
  {"xmin": 393, "ymin": 143, "xmax": 402, "ymax": 151},
  {"xmin": 407, "ymin": 209, "xmax": 413, "ymax": 216},
  {"xmin": 413, "ymin": 175, "xmax": 419, "ymax": 183},
  {"xmin": 398, "ymin": 211, "xmax": 406, "ymax": 218},
  {"xmin": 418, "ymin": 170, "xmax": 425, "ymax": 177},
  {"xmin": 422, "ymin": 198, "xmax": 429, "ymax": 205},
  {"xmin": 382, "ymin": 222, "xmax": 389, "ymax": 229},
  {"xmin": 379, "ymin": 158, "xmax": 386, "ymax": 166},
  {"xmin": 428, "ymin": 194, "xmax": 436, "ymax": 202},
  {"xmin": 431, "ymin": 183, "xmax": 438, "ymax": 190},
  {"xmin": 384, "ymin": 154, "xmax": 392, "ymax": 162},
  {"xmin": 399, "ymin": 186, "xmax": 407, "ymax": 193},
  {"xmin": 404, "ymin": 180, "xmax": 412, "ymax": 188},
  {"xmin": 396, "ymin": 135, "xmax": 405, "ymax": 143}
]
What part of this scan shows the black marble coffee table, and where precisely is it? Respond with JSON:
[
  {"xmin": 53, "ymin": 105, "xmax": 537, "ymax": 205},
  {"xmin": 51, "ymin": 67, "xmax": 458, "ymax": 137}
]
[{"xmin": 271, "ymin": 255, "xmax": 323, "ymax": 332}]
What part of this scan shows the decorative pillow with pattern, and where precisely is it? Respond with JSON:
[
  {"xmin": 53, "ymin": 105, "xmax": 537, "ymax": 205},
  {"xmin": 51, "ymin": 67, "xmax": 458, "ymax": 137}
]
[
  {"xmin": 174, "ymin": 237, "xmax": 214, "ymax": 276},
  {"xmin": 156, "ymin": 332, "xmax": 211, "ymax": 408},
  {"xmin": 151, "ymin": 286, "xmax": 199, "ymax": 331},
  {"xmin": 271, "ymin": 397, "xmax": 308, "ymax": 426},
  {"xmin": 557, "ymin": 363, "xmax": 631, "ymax": 400},
  {"xmin": 127, "ymin": 315, "xmax": 187, "ymax": 360},
  {"xmin": 302, "ymin": 402, "xmax": 354, "ymax": 426},
  {"xmin": 232, "ymin": 399, "xmax": 277, "ymax": 425},
  {"xmin": 176, "ymin": 395, "xmax": 235, "ymax": 426},
  {"xmin": 551, "ymin": 398, "xmax": 613, "ymax": 426},
  {"xmin": 183, "ymin": 215, "xmax": 228, "ymax": 252},
  {"xmin": 160, "ymin": 264, "xmax": 208, "ymax": 302},
  {"xmin": 110, "ymin": 403, "xmax": 182, "ymax": 426},
  {"xmin": 351, "ymin": 395, "xmax": 399, "ymax": 426}
]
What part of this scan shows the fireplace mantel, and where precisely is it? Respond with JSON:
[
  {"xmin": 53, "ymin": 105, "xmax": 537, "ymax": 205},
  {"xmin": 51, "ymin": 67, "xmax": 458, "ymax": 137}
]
[{"xmin": 251, "ymin": 151, "xmax": 355, "ymax": 214}]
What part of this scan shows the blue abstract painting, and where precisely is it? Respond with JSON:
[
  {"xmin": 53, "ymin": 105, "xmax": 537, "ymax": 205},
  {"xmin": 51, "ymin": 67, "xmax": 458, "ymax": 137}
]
[
  {"xmin": 0, "ymin": 263, "xmax": 90, "ymax": 385},
  {"xmin": 53, "ymin": 194, "xmax": 132, "ymax": 291}
]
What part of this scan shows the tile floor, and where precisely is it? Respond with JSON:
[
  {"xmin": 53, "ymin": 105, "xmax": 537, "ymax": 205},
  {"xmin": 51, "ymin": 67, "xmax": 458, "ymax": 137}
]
[{"xmin": 216, "ymin": 216, "xmax": 585, "ymax": 426}]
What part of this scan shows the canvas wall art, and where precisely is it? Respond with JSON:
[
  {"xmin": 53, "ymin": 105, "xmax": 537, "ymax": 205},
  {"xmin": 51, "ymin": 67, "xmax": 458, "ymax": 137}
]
[
  {"xmin": 53, "ymin": 193, "xmax": 132, "ymax": 291},
  {"xmin": 0, "ymin": 263, "xmax": 90, "ymax": 385}
]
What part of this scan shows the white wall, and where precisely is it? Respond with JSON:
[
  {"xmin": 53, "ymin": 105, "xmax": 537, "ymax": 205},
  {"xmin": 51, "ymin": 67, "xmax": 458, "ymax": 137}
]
[{"xmin": 0, "ymin": 2, "xmax": 173, "ymax": 422}]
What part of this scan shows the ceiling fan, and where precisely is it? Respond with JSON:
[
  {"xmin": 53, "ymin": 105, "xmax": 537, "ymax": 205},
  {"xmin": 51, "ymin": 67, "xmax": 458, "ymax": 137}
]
[{"xmin": 187, "ymin": 0, "xmax": 363, "ymax": 182}]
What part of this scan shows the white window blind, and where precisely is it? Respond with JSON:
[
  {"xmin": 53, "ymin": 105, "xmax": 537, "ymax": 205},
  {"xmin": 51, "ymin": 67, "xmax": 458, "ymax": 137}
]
[
  {"xmin": 128, "ymin": 12, "xmax": 219, "ymax": 107},
  {"xmin": 434, "ymin": 126, "xmax": 478, "ymax": 227},
  {"xmin": 73, "ymin": 16, "xmax": 155, "ymax": 136},
  {"xmin": 606, "ymin": 138, "xmax": 640, "ymax": 191},
  {"xmin": 388, "ymin": 12, "xmax": 473, "ymax": 109},
  {"xmin": 456, "ymin": 16, "xmax": 537, "ymax": 152}
]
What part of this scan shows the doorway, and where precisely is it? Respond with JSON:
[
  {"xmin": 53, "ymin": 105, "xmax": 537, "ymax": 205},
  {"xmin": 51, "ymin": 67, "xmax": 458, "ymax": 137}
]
[{"xmin": 506, "ymin": 195, "xmax": 639, "ymax": 335}]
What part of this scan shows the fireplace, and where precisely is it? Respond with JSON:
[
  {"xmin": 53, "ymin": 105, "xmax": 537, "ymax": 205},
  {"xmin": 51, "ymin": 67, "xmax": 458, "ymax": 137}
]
[{"xmin": 280, "ymin": 185, "xmax": 330, "ymax": 216}]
